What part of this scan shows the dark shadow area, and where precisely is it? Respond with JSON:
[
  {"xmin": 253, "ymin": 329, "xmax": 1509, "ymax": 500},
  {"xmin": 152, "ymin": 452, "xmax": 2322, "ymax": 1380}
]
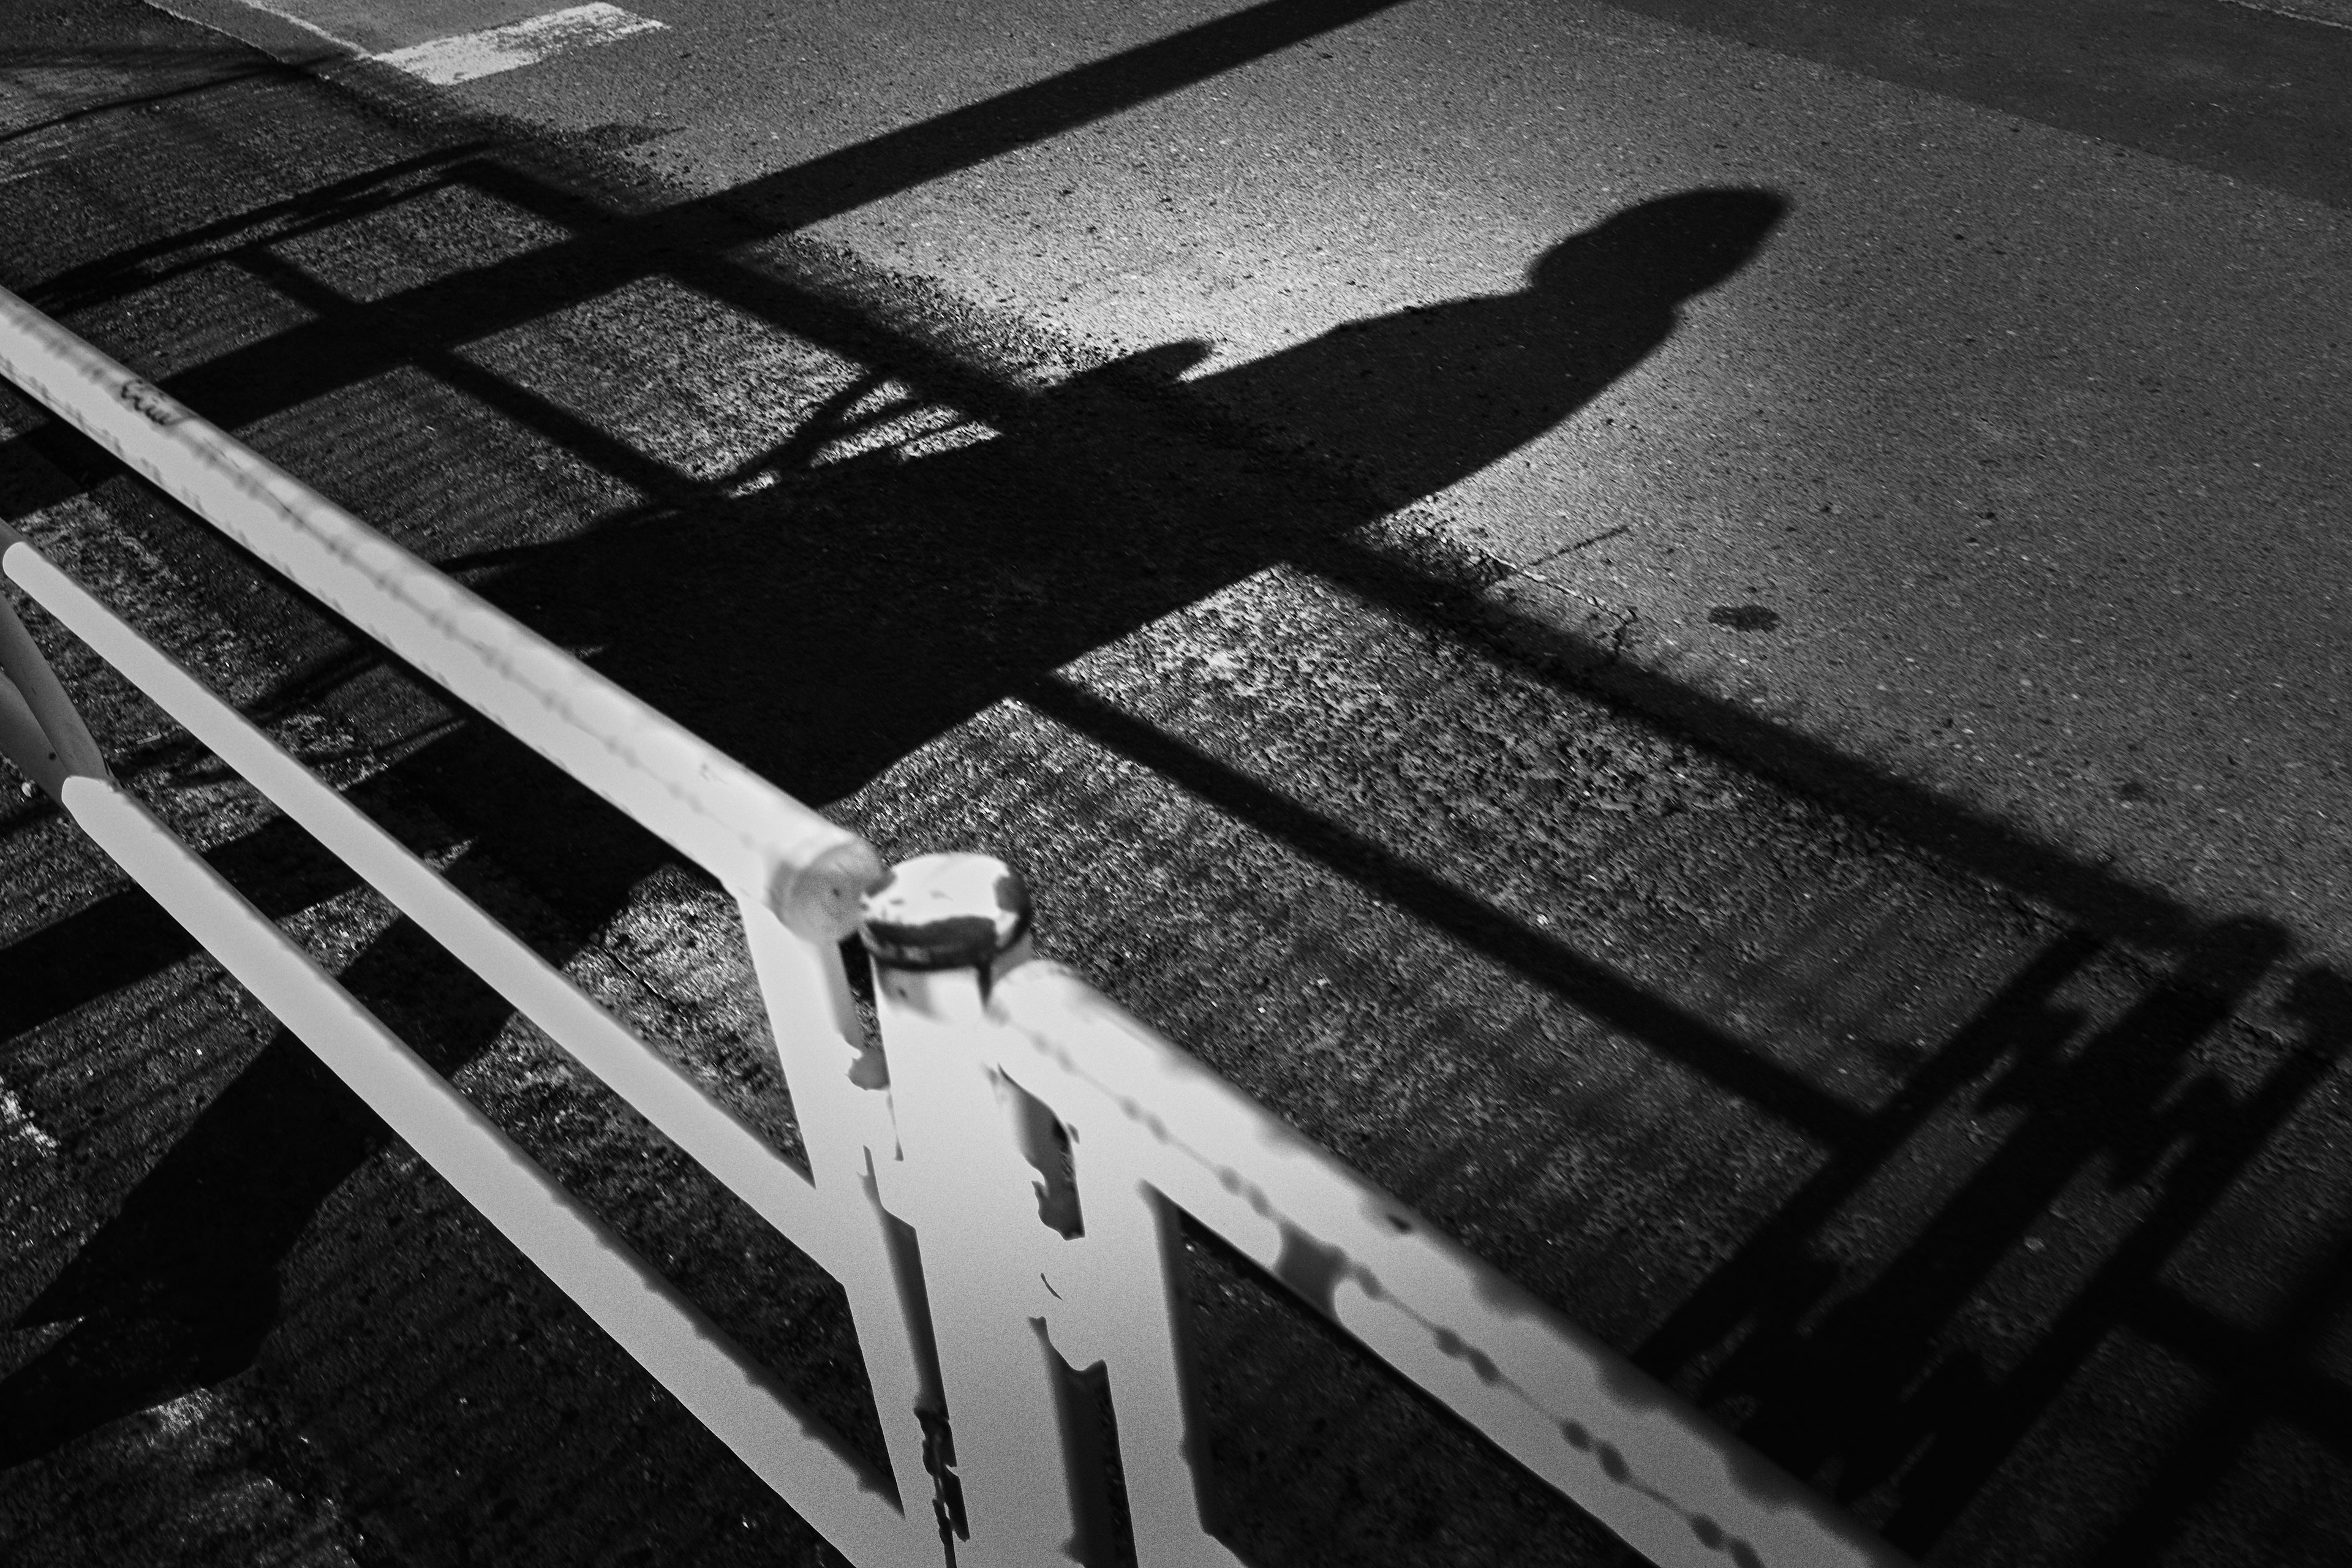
[
  {"xmin": 4, "ymin": 3, "xmax": 2351, "ymax": 1560},
  {"xmin": 1182, "ymin": 190, "xmax": 1787, "ymax": 508},
  {"xmin": 0, "ymin": 910, "xmax": 501, "ymax": 1466},
  {"xmin": 5, "ymin": 121, "xmax": 2203, "ymax": 956},
  {"xmin": 0, "ymin": 786, "xmax": 456, "ymax": 1044},
  {"xmin": 0, "ymin": 62, "xmax": 293, "ymax": 145},
  {"xmin": 419, "ymin": 190, "xmax": 1783, "ymax": 819},
  {"xmin": 0, "ymin": 835, "xmax": 890, "ymax": 1531},
  {"xmin": 2083, "ymin": 970, "xmax": 2352, "ymax": 1564},
  {"xmin": 1634, "ymin": 920, "xmax": 2348, "ymax": 1555},
  {"xmin": 1174, "ymin": 1217, "xmax": 1649, "ymax": 1567},
  {"xmin": 1020, "ymin": 673, "xmax": 1868, "ymax": 1147},
  {"xmin": 0, "ymin": 15, "xmax": 310, "ymax": 141},
  {"xmin": 1600, "ymin": 0, "xmax": 2352, "ymax": 212}
]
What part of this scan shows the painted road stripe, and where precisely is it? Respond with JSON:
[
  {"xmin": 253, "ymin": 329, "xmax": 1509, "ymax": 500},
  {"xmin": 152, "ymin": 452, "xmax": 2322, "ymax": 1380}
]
[{"xmin": 372, "ymin": 4, "xmax": 666, "ymax": 86}]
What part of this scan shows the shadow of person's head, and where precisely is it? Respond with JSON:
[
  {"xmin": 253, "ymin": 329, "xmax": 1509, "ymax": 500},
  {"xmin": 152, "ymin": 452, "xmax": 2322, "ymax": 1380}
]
[
  {"xmin": 1528, "ymin": 188, "xmax": 1788, "ymax": 306},
  {"xmin": 1152, "ymin": 185, "xmax": 1789, "ymax": 510}
]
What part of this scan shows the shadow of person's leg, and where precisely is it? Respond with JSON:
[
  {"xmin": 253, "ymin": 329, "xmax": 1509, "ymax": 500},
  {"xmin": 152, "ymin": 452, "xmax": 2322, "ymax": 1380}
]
[{"xmin": 1, "ymin": 891, "xmax": 521, "ymax": 1468}]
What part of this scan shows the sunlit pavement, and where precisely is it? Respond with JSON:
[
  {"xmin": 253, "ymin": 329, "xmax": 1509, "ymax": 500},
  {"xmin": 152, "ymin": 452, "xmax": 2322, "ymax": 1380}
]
[
  {"xmin": 173, "ymin": 0, "xmax": 2352, "ymax": 963},
  {"xmin": 2, "ymin": 1, "xmax": 2350, "ymax": 1564}
]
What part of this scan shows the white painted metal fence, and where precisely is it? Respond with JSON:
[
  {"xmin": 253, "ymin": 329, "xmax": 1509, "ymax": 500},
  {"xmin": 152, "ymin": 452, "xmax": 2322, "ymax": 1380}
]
[{"xmin": 0, "ymin": 282, "xmax": 1909, "ymax": 1568}]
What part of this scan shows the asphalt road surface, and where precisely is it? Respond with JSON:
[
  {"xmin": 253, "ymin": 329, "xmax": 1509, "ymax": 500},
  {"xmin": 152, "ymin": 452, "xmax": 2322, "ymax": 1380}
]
[
  {"xmin": 1, "ymin": 1, "xmax": 2348, "ymax": 1566},
  {"xmin": 178, "ymin": 0, "xmax": 2352, "ymax": 963}
]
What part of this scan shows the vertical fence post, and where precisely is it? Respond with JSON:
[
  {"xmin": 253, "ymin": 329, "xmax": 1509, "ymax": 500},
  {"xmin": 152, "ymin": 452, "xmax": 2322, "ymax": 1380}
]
[
  {"xmin": 979, "ymin": 967, "xmax": 1237, "ymax": 1568},
  {"xmin": 859, "ymin": 854, "xmax": 1098, "ymax": 1568},
  {"xmin": 739, "ymin": 896, "xmax": 952, "ymax": 1567},
  {"xmin": 1033, "ymin": 1128, "xmax": 1228, "ymax": 1568}
]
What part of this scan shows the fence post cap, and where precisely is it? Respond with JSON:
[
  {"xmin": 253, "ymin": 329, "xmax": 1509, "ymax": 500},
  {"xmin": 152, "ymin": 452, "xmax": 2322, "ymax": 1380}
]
[
  {"xmin": 771, "ymin": 835, "xmax": 891, "ymax": 941},
  {"xmin": 859, "ymin": 853, "xmax": 1031, "ymax": 971}
]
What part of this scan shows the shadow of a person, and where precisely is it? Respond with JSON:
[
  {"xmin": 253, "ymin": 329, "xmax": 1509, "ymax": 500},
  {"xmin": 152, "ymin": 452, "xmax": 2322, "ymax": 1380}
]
[
  {"xmin": 0, "ymin": 187, "xmax": 1791, "ymax": 1474},
  {"xmin": 0, "ymin": 905, "xmax": 520, "ymax": 1468},
  {"xmin": 447, "ymin": 187, "xmax": 1789, "ymax": 819},
  {"xmin": 1176, "ymin": 187, "xmax": 1788, "ymax": 508},
  {"xmin": 0, "ymin": 1038, "xmax": 368, "ymax": 1466}
]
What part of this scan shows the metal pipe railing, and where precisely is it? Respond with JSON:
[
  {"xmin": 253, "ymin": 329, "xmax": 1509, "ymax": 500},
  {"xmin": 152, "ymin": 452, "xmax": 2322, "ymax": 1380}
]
[
  {"xmin": 1, "ymin": 278, "xmax": 1915, "ymax": 1568},
  {"xmin": 0, "ymin": 282, "xmax": 880, "ymax": 941},
  {"xmin": 987, "ymin": 958, "xmax": 1912, "ymax": 1568},
  {"xmin": 0, "ymin": 523, "xmax": 853, "ymax": 1276},
  {"xmin": 0, "ymin": 591, "xmax": 913, "ymax": 1566},
  {"xmin": 853, "ymin": 853, "xmax": 1915, "ymax": 1568},
  {"xmin": 0, "ymin": 288, "xmax": 942, "ymax": 1565}
]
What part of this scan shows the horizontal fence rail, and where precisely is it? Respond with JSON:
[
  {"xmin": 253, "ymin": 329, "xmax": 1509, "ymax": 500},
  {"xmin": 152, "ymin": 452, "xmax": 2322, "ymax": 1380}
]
[
  {"xmin": 985, "ymin": 959, "xmax": 1912, "ymax": 1568},
  {"xmin": 0, "ymin": 284, "xmax": 880, "ymax": 941},
  {"xmin": 0, "ymin": 592, "xmax": 914, "ymax": 1566},
  {"xmin": 0, "ymin": 522, "xmax": 854, "ymax": 1275},
  {"xmin": 0, "ymin": 282, "xmax": 1912, "ymax": 1568},
  {"xmin": 0, "ymin": 282, "xmax": 945, "ymax": 1564}
]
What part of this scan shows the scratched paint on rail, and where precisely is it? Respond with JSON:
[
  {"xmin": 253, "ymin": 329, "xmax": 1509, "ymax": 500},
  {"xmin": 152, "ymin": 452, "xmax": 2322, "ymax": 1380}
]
[{"xmin": 371, "ymin": 4, "xmax": 667, "ymax": 84}]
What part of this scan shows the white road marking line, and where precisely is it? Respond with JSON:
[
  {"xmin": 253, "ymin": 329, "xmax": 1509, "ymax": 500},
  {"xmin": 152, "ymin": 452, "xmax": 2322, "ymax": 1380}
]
[{"xmin": 372, "ymin": 4, "xmax": 666, "ymax": 86}]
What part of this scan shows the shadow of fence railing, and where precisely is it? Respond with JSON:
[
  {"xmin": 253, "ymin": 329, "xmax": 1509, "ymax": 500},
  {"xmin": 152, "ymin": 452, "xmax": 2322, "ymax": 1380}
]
[{"xmin": 1, "ymin": 5, "xmax": 2347, "ymax": 1561}]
